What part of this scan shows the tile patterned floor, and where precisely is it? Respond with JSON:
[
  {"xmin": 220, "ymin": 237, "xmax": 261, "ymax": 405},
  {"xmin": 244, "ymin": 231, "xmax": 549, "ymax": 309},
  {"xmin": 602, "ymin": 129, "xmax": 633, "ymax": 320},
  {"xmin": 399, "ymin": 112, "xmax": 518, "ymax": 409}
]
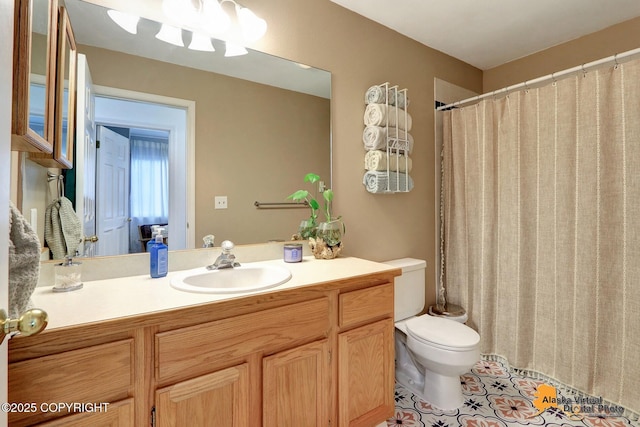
[{"xmin": 388, "ymin": 359, "xmax": 639, "ymax": 427}]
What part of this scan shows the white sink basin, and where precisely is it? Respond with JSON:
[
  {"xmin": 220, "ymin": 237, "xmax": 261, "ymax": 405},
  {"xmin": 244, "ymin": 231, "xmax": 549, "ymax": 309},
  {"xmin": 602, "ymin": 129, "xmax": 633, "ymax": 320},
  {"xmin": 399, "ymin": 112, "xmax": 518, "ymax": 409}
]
[{"xmin": 170, "ymin": 263, "xmax": 292, "ymax": 294}]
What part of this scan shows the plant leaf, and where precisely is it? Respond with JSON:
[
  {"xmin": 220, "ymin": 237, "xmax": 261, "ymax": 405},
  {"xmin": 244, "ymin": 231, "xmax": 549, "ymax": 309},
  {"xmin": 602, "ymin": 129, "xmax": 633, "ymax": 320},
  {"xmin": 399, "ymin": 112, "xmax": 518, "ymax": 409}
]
[
  {"xmin": 323, "ymin": 188, "xmax": 333, "ymax": 203},
  {"xmin": 309, "ymin": 199, "xmax": 320, "ymax": 210},
  {"xmin": 304, "ymin": 173, "xmax": 320, "ymax": 183},
  {"xmin": 287, "ymin": 190, "xmax": 308, "ymax": 201}
]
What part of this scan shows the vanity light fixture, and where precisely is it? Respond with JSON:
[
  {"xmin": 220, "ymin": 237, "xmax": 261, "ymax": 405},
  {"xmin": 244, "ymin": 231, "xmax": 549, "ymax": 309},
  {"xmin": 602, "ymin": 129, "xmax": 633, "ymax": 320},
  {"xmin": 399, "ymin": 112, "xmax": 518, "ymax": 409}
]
[
  {"xmin": 189, "ymin": 32, "xmax": 215, "ymax": 51},
  {"xmin": 106, "ymin": 9, "xmax": 140, "ymax": 34},
  {"xmin": 234, "ymin": 3, "xmax": 267, "ymax": 42},
  {"xmin": 159, "ymin": 0, "xmax": 266, "ymax": 55},
  {"xmin": 156, "ymin": 23, "xmax": 185, "ymax": 47},
  {"xmin": 224, "ymin": 41, "xmax": 248, "ymax": 57}
]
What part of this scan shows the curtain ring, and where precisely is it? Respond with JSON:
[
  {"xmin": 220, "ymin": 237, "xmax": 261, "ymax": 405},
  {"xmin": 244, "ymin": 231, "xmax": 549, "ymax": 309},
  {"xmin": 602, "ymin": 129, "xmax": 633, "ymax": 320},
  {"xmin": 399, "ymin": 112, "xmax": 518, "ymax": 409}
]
[
  {"xmin": 524, "ymin": 80, "xmax": 530, "ymax": 93},
  {"xmin": 581, "ymin": 64, "xmax": 587, "ymax": 77},
  {"xmin": 551, "ymin": 72, "xmax": 556, "ymax": 86},
  {"xmin": 614, "ymin": 53, "xmax": 619, "ymax": 70}
]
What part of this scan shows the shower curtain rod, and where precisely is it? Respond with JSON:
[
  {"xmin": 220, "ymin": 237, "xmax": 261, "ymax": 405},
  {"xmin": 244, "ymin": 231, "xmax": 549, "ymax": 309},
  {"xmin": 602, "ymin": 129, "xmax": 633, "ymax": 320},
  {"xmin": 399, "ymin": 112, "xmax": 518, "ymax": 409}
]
[{"xmin": 436, "ymin": 47, "xmax": 640, "ymax": 111}]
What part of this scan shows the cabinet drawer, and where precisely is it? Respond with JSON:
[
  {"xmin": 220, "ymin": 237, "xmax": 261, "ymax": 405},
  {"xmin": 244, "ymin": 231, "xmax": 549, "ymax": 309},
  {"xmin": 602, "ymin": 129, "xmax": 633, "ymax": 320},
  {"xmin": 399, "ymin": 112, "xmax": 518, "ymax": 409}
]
[
  {"xmin": 339, "ymin": 283, "xmax": 393, "ymax": 329},
  {"xmin": 156, "ymin": 297, "xmax": 330, "ymax": 384},
  {"xmin": 8, "ymin": 339, "xmax": 133, "ymax": 426}
]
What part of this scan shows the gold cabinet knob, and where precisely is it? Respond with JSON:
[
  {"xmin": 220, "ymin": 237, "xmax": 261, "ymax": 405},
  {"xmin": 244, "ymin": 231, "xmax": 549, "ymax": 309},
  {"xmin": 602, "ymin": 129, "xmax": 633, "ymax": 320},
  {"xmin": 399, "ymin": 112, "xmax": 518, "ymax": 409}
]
[{"xmin": 0, "ymin": 308, "xmax": 48, "ymax": 345}]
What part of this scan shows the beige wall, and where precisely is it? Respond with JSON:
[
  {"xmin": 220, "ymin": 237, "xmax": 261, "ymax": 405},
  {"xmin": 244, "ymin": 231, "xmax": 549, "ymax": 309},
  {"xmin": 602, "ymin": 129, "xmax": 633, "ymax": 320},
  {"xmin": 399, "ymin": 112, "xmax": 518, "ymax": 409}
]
[
  {"xmin": 484, "ymin": 16, "xmax": 640, "ymax": 91},
  {"xmin": 244, "ymin": 0, "xmax": 483, "ymax": 308},
  {"xmin": 80, "ymin": 45, "xmax": 330, "ymax": 246}
]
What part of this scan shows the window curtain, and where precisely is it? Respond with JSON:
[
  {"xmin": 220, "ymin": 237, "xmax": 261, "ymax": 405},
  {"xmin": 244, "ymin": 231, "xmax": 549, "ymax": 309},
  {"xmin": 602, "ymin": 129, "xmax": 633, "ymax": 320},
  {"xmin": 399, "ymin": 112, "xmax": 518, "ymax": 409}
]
[
  {"xmin": 129, "ymin": 136, "xmax": 169, "ymax": 252},
  {"xmin": 441, "ymin": 57, "xmax": 640, "ymax": 415}
]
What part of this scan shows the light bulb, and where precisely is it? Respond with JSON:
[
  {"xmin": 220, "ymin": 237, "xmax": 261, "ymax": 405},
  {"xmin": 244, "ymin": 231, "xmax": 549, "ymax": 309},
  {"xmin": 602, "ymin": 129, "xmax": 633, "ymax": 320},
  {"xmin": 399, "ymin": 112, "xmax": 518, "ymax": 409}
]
[
  {"xmin": 224, "ymin": 41, "xmax": 248, "ymax": 57},
  {"xmin": 188, "ymin": 32, "xmax": 215, "ymax": 51},
  {"xmin": 236, "ymin": 5, "xmax": 267, "ymax": 42},
  {"xmin": 107, "ymin": 9, "xmax": 139, "ymax": 35},
  {"xmin": 156, "ymin": 23, "xmax": 184, "ymax": 47},
  {"xmin": 201, "ymin": 0, "xmax": 230, "ymax": 35},
  {"xmin": 162, "ymin": 0, "xmax": 201, "ymax": 26}
]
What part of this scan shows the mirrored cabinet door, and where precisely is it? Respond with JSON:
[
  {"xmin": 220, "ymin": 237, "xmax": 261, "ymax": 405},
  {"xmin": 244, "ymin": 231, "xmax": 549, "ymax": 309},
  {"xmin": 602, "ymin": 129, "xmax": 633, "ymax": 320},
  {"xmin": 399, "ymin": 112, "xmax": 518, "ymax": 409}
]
[
  {"xmin": 29, "ymin": 5, "xmax": 77, "ymax": 169},
  {"xmin": 11, "ymin": 0, "xmax": 58, "ymax": 153}
]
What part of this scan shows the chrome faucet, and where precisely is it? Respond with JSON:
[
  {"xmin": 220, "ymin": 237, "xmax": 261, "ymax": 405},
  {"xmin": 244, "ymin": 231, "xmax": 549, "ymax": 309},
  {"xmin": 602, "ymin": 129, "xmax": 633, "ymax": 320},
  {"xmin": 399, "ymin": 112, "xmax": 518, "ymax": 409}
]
[{"xmin": 207, "ymin": 240, "xmax": 240, "ymax": 270}]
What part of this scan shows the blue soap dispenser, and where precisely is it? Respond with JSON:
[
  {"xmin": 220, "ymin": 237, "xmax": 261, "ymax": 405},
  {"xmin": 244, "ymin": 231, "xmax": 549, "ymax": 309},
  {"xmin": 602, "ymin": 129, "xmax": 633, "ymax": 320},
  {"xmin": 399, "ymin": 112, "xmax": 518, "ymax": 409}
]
[
  {"xmin": 146, "ymin": 225, "xmax": 159, "ymax": 252},
  {"xmin": 150, "ymin": 229, "xmax": 168, "ymax": 278}
]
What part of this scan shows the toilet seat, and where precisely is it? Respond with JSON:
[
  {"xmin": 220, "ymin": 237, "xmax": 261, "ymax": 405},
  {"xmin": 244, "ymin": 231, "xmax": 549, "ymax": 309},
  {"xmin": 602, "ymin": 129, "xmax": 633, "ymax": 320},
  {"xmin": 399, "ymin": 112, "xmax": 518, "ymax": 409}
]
[{"xmin": 406, "ymin": 315, "xmax": 480, "ymax": 351}]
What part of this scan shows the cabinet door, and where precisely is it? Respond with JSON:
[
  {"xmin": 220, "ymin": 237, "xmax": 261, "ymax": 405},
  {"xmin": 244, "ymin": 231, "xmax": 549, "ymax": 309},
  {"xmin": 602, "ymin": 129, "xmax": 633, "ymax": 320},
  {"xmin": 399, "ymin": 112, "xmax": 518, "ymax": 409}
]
[
  {"xmin": 11, "ymin": 0, "xmax": 58, "ymax": 153},
  {"xmin": 263, "ymin": 340, "xmax": 330, "ymax": 427},
  {"xmin": 155, "ymin": 363, "xmax": 250, "ymax": 427},
  {"xmin": 338, "ymin": 319, "xmax": 394, "ymax": 427},
  {"xmin": 29, "ymin": 5, "xmax": 77, "ymax": 168}
]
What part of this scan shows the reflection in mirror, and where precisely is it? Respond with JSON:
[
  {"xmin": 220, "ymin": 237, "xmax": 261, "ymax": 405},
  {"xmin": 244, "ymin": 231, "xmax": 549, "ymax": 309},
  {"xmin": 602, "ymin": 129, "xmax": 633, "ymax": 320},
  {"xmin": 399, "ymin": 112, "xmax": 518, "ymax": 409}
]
[
  {"xmin": 28, "ymin": 0, "xmax": 50, "ymax": 138},
  {"xmin": 16, "ymin": 0, "xmax": 332, "ymax": 261},
  {"xmin": 55, "ymin": 6, "xmax": 77, "ymax": 168}
]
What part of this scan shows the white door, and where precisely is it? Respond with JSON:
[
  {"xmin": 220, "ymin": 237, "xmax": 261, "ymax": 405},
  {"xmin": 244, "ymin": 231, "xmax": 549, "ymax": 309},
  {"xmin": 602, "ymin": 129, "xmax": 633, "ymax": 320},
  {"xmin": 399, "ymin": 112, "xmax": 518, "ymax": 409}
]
[
  {"xmin": 75, "ymin": 54, "xmax": 97, "ymax": 256},
  {"xmin": 1, "ymin": 0, "xmax": 14, "ymax": 416},
  {"xmin": 96, "ymin": 126, "xmax": 130, "ymax": 256}
]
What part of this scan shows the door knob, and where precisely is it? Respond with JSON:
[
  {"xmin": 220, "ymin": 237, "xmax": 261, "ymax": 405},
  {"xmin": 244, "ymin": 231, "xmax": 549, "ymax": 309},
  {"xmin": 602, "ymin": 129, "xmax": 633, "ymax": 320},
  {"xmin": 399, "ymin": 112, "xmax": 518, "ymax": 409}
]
[
  {"xmin": 0, "ymin": 308, "xmax": 48, "ymax": 345},
  {"xmin": 83, "ymin": 235, "xmax": 98, "ymax": 243}
]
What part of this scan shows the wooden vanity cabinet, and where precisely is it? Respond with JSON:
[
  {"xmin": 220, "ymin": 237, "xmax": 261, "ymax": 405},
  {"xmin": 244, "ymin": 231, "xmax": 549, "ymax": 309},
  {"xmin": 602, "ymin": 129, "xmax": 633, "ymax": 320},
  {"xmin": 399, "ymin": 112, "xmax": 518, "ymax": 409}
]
[
  {"xmin": 8, "ymin": 272, "xmax": 398, "ymax": 427},
  {"xmin": 338, "ymin": 283, "xmax": 395, "ymax": 426}
]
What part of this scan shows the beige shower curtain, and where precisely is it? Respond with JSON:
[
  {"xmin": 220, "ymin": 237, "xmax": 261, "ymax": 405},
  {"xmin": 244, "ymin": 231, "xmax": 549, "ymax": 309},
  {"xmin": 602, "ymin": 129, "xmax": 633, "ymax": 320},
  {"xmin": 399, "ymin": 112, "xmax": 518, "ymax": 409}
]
[{"xmin": 442, "ymin": 57, "xmax": 640, "ymax": 414}]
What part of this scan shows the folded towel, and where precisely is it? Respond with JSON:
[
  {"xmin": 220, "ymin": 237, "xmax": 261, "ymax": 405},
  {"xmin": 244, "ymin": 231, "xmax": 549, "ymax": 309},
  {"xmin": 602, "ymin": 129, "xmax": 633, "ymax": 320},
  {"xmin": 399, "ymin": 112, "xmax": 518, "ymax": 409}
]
[
  {"xmin": 365, "ymin": 86, "xmax": 409, "ymax": 110},
  {"xmin": 365, "ymin": 85, "xmax": 386, "ymax": 104},
  {"xmin": 364, "ymin": 103, "xmax": 413, "ymax": 131},
  {"xmin": 363, "ymin": 171, "xmax": 414, "ymax": 193},
  {"xmin": 364, "ymin": 150, "xmax": 413, "ymax": 173},
  {"xmin": 388, "ymin": 87, "xmax": 409, "ymax": 109},
  {"xmin": 362, "ymin": 126, "xmax": 415, "ymax": 152},
  {"xmin": 9, "ymin": 201, "xmax": 40, "ymax": 318},
  {"xmin": 45, "ymin": 196, "xmax": 83, "ymax": 260}
]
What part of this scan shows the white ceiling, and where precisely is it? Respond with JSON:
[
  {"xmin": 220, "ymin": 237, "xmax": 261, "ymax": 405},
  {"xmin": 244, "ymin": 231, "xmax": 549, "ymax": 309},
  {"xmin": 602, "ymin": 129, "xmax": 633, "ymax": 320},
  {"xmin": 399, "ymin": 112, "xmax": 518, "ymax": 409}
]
[{"xmin": 330, "ymin": 0, "xmax": 640, "ymax": 70}]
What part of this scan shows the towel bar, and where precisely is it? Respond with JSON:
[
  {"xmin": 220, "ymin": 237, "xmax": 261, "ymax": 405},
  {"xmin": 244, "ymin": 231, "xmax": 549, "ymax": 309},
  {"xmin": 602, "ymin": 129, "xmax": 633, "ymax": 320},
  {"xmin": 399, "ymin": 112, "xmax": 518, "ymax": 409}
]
[{"xmin": 254, "ymin": 201, "xmax": 309, "ymax": 209}]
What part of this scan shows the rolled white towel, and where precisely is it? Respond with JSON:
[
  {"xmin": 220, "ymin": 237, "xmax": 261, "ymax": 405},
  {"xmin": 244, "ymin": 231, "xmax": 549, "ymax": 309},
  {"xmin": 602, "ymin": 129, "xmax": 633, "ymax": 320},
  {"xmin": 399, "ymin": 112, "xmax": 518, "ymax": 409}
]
[
  {"xmin": 362, "ymin": 126, "xmax": 414, "ymax": 152},
  {"xmin": 364, "ymin": 103, "xmax": 412, "ymax": 131},
  {"xmin": 364, "ymin": 150, "xmax": 413, "ymax": 173},
  {"xmin": 388, "ymin": 87, "xmax": 409, "ymax": 109},
  {"xmin": 365, "ymin": 85, "xmax": 386, "ymax": 104},
  {"xmin": 363, "ymin": 171, "xmax": 414, "ymax": 193}
]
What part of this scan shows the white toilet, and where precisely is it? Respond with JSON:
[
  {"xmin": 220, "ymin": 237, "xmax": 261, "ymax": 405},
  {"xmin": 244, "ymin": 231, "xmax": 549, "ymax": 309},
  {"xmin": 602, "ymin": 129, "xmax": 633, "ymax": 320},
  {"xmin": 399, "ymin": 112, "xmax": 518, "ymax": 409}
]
[{"xmin": 384, "ymin": 258, "xmax": 480, "ymax": 411}]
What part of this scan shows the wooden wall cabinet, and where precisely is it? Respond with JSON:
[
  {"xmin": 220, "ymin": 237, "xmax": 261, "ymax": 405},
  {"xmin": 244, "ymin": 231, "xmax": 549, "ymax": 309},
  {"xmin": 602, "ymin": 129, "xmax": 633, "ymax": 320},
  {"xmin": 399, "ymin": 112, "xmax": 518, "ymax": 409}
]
[
  {"xmin": 29, "ymin": 5, "xmax": 77, "ymax": 168},
  {"xmin": 12, "ymin": 0, "xmax": 77, "ymax": 168},
  {"xmin": 8, "ymin": 274, "xmax": 397, "ymax": 427},
  {"xmin": 11, "ymin": 0, "xmax": 58, "ymax": 153}
]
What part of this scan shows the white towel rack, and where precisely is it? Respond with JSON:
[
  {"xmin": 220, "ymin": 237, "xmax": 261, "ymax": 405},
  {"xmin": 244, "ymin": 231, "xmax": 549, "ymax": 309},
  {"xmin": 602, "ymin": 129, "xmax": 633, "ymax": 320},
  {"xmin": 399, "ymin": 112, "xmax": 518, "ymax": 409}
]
[{"xmin": 363, "ymin": 82, "xmax": 412, "ymax": 193}]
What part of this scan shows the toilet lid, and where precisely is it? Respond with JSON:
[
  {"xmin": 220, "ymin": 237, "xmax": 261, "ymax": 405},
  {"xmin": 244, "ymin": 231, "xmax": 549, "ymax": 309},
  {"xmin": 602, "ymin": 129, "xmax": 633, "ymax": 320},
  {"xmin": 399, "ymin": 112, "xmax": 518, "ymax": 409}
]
[{"xmin": 405, "ymin": 315, "xmax": 480, "ymax": 350}]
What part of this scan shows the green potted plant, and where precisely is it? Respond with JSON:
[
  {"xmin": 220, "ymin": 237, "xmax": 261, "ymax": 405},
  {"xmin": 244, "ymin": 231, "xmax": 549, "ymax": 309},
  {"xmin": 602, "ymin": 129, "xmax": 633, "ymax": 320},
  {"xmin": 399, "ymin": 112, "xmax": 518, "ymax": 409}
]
[
  {"xmin": 316, "ymin": 188, "xmax": 344, "ymax": 247},
  {"xmin": 287, "ymin": 173, "xmax": 321, "ymax": 239}
]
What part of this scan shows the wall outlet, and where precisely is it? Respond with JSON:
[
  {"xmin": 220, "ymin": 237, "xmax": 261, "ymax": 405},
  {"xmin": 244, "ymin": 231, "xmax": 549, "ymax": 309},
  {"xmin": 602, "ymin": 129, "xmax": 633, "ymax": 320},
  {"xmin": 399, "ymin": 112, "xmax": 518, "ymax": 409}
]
[{"xmin": 215, "ymin": 196, "xmax": 228, "ymax": 209}]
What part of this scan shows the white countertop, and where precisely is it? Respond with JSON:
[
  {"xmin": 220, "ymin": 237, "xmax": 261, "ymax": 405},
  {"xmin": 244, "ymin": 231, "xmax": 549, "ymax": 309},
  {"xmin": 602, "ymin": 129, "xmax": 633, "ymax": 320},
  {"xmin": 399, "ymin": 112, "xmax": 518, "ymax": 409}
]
[{"xmin": 33, "ymin": 256, "xmax": 398, "ymax": 330}]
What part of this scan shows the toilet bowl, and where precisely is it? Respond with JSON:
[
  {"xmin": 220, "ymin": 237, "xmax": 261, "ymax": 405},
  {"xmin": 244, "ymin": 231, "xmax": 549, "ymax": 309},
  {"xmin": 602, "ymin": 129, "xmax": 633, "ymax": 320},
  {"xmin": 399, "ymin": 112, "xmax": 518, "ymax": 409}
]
[
  {"xmin": 397, "ymin": 315, "xmax": 480, "ymax": 409},
  {"xmin": 384, "ymin": 258, "xmax": 481, "ymax": 411}
]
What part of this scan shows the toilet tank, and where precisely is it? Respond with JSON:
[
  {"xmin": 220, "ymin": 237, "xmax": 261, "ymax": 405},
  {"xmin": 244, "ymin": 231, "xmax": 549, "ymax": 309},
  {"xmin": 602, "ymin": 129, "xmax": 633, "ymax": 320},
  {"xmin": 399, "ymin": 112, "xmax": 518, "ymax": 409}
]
[{"xmin": 383, "ymin": 258, "xmax": 427, "ymax": 322}]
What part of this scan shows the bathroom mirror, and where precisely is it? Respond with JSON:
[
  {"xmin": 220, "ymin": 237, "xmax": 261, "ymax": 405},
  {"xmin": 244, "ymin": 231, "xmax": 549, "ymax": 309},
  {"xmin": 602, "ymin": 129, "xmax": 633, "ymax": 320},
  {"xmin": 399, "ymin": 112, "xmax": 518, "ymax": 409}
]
[{"xmin": 16, "ymin": 0, "xmax": 332, "ymax": 259}]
